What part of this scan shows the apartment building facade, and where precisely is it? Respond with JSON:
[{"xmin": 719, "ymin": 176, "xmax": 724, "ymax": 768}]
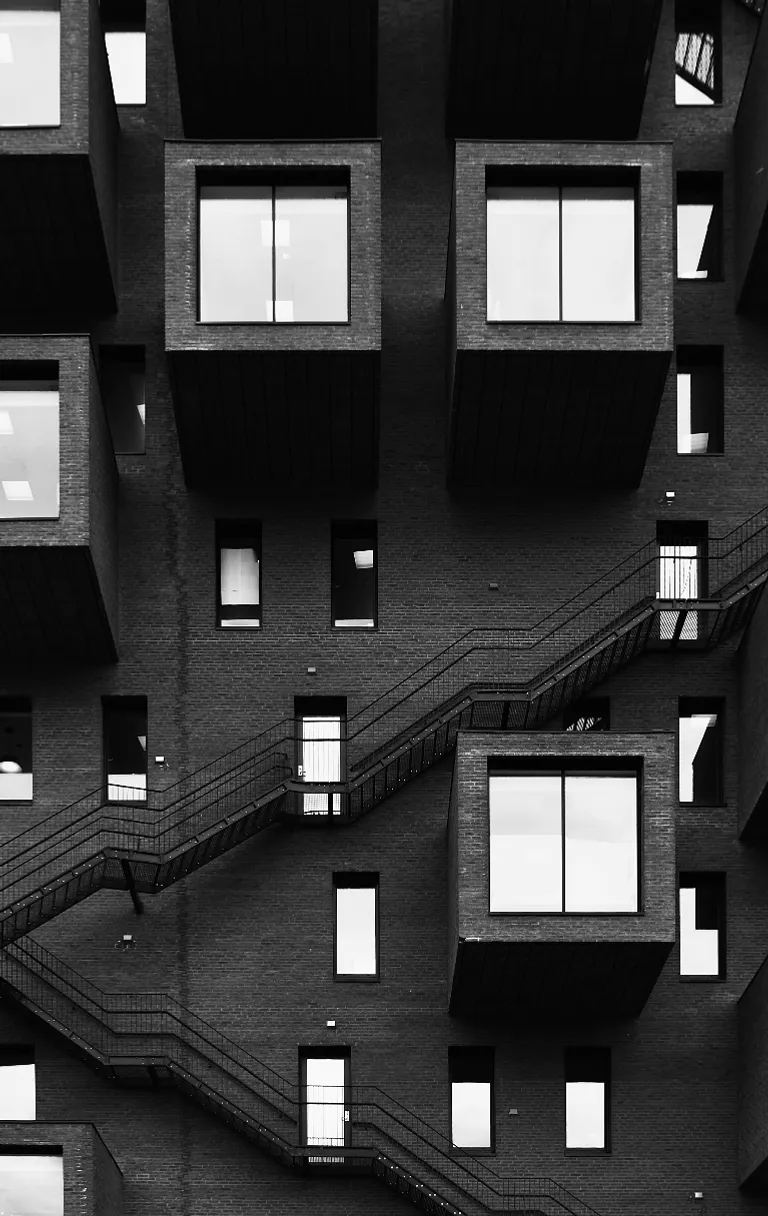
[{"xmin": 1, "ymin": 0, "xmax": 768, "ymax": 1213}]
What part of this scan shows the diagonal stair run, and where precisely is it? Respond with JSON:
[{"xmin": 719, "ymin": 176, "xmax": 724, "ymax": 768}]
[{"xmin": 0, "ymin": 507, "xmax": 767, "ymax": 946}]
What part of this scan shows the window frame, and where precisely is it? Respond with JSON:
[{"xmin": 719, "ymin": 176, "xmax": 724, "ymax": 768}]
[
  {"xmin": 330, "ymin": 520, "xmax": 378, "ymax": 630},
  {"xmin": 448, "ymin": 1047, "xmax": 495, "ymax": 1155},
  {"xmin": 333, "ymin": 872, "xmax": 380, "ymax": 982},
  {"xmin": 564, "ymin": 1047, "xmax": 611, "ymax": 1155},
  {"xmin": 215, "ymin": 520, "xmax": 262, "ymax": 630},
  {"xmin": 487, "ymin": 759, "xmax": 643, "ymax": 917},
  {"xmin": 195, "ymin": 170, "xmax": 352, "ymax": 327},
  {"xmin": 678, "ymin": 871, "xmax": 726, "ymax": 982}
]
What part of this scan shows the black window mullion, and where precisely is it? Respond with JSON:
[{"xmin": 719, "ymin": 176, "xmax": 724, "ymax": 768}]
[
  {"xmin": 558, "ymin": 187, "xmax": 564, "ymax": 321},
  {"xmin": 561, "ymin": 771, "xmax": 566, "ymax": 912},
  {"xmin": 271, "ymin": 188, "xmax": 276, "ymax": 323}
]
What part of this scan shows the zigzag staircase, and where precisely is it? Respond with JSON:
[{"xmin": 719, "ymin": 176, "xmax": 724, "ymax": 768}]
[
  {"xmin": 0, "ymin": 937, "xmax": 605, "ymax": 1216},
  {"xmin": 0, "ymin": 508, "xmax": 767, "ymax": 948}
]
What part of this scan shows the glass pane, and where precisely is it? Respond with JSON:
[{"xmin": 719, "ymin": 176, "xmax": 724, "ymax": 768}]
[
  {"xmin": 275, "ymin": 188, "xmax": 348, "ymax": 322},
  {"xmin": 302, "ymin": 716, "xmax": 341, "ymax": 815},
  {"xmin": 105, "ymin": 702, "xmax": 147, "ymax": 802},
  {"xmin": 305, "ymin": 1057, "xmax": 345, "ymax": 1146},
  {"xmin": 0, "ymin": 1155, "xmax": 62, "ymax": 1216},
  {"xmin": 0, "ymin": 1062, "xmax": 35, "ymax": 1118},
  {"xmin": 451, "ymin": 1082, "xmax": 492, "ymax": 1148},
  {"xmin": 675, "ymin": 33, "xmax": 716, "ymax": 105},
  {"xmin": 564, "ymin": 775, "xmax": 638, "ymax": 912},
  {"xmin": 220, "ymin": 546, "xmax": 260, "ymax": 626},
  {"xmin": 489, "ymin": 774, "xmax": 562, "ymax": 911},
  {"xmin": 679, "ymin": 885, "xmax": 719, "ymax": 974},
  {"xmin": 679, "ymin": 711, "xmax": 720, "ymax": 803},
  {"xmin": 0, "ymin": 388, "xmax": 59, "ymax": 518},
  {"xmin": 199, "ymin": 186, "xmax": 273, "ymax": 322},
  {"xmin": 0, "ymin": 707, "xmax": 32, "ymax": 801},
  {"xmin": 677, "ymin": 203, "xmax": 714, "ymax": 279},
  {"xmin": 332, "ymin": 535, "xmax": 375, "ymax": 627},
  {"xmin": 486, "ymin": 188, "xmax": 559, "ymax": 321},
  {"xmin": 566, "ymin": 1081, "xmax": 605, "ymax": 1148},
  {"xmin": 336, "ymin": 885, "xmax": 377, "ymax": 974},
  {"xmin": 562, "ymin": 188, "xmax": 636, "ymax": 321},
  {"xmin": 104, "ymin": 30, "xmax": 146, "ymax": 105},
  {"xmin": 0, "ymin": 9, "xmax": 60, "ymax": 127}
]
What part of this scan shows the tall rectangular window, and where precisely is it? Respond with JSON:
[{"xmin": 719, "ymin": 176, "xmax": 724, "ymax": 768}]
[
  {"xmin": 487, "ymin": 185, "xmax": 636, "ymax": 322},
  {"xmin": 100, "ymin": 346, "xmax": 146, "ymax": 454},
  {"xmin": 300, "ymin": 1049, "xmax": 350, "ymax": 1149},
  {"xmin": 295, "ymin": 696, "xmax": 345, "ymax": 816},
  {"xmin": 656, "ymin": 520, "xmax": 708, "ymax": 641},
  {"xmin": 331, "ymin": 521, "xmax": 377, "ymax": 628},
  {"xmin": 563, "ymin": 699, "xmax": 610, "ymax": 732},
  {"xmin": 0, "ymin": 1152, "xmax": 62, "ymax": 1215},
  {"xmin": 565, "ymin": 1048, "xmax": 610, "ymax": 1152},
  {"xmin": 679, "ymin": 872, "xmax": 725, "ymax": 978},
  {"xmin": 676, "ymin": 347, "xmax": 723, "ymax": 456},
  {"xmin": 334, "ymin": 873, "xmax": 379, "ymax": 980},
  {"xmin": 216, "ymin": 522, "xmax": 261, "ymax": 627},
  {"xmin": 489, "ymin": 768, "xmax": 639, "ymax": 913},
  {"xmin": 675, "ymin": 0, "xmax": 721, "ymax": 105},
  {"xmin": 0, "ymin": 698, "xmax": 32, "ymax": 801},
  {"xmin": 0, "ymin": 368, "xmax": 59, "ymax": 519},
  {"xmin": 0, "ymin": 3, "xmax": 60, "ymax": 127},
  {"xmin": 102, "ymin": 0, "xmax": 146, "ymax": 104},
  {"xmin": 449, "ymin": 1048, "xmax": 494, "ymax": 1151},
  {"xmin": 199, "ymin": 182, "xmax": 349, "ymax": 323},
  {"xmin": 677, "ymin": 174, "xmax": 723, "ymax": 280},
  {"xmin": 103, "ymin": 697, "xmax": 147, "ymax": 802},
  {"xmin": 678, "ymin": 698, "xmax": 723, "ymax": 805},
  {"xmin": 0, "ymin": 1046, "xmax": 35, "ymax": 1119}
]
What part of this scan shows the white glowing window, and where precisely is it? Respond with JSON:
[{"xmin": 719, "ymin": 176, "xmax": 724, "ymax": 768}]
[
  {"xmin": 0, "ymin": 8, "xmax": 60, "ymax": 128},
  {"xmin": 335, "ymin": 876, "xmax": 378, "ymax": 977},
  {"xmin": 0, "ymin": 1154, "xmax": 62, "ymax": 1215},
  {"xmin": 217, "ymin": 525, "xmax": 260, "ymax": 627},
  {"xmin": 565, "ymin": 1048, "xmax": 609, "ymax": 1150},
  {"xmin": 0, "ymin": 1048, "xmax": 35, "ymax": 1119},
  {"xmin": 104, "ymin": 29, "xmax": 146, "ymax": 104},
  {"xmin": 679, "ymin": 876, "xmax": 724, "ymax": 977},
  {"xmin": 0, "ymin": 385, "xmax": 59, "ymax": 519}
]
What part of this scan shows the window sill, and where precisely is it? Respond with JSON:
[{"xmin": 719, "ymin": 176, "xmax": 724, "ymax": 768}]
[
  {"xmin": 485, "ymin": 319, "xmax": 641, "ymax": 327},
  {"xmin": 334, "ymin": 975, "xmax": 380, "ymax": 983},
  {"xmin": 195, "ymin": 319, "xmax": 351, "ymax": 328},
  {"xmin": 449, "ymin": 1148, "xmax": 495, "ymax": 1157},
  {"xmin": 679, "ymin": 975, "xmax": 725, "ymax": 983},
  {"xmin": 216, "ymin": 625, "xmax": 262, "ymax": 632},
  {"xmin": 678, "ymin": 802, "xmax": 727, "ymax": 809},
  {"xmin": 675, "ymin": 452, "xmax": 724, "ymax": 458},
  {"xmin": 565, "ymin": 1148, "xmax": 610, "ymax": 1157}
]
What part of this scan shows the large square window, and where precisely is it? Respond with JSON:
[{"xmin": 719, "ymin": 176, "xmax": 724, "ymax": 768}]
[
  {"xmin": 489, "ymin": 767, "xmax": 639, "ymax": 913},
  {"xmin": 199, "ymin": 182, "xmax": 349, "ymax": 323},
  {"xmin": 0, "ymin": 1152, "xmax": 62, "ymax": 1215},
  {"xmin": 676, "ymin": 347, "xmax": 723, "ymax": 456},
  {"xmin": 676, "ymin": 174, "xmax": 723, "ymax": 280},
  {"xmin": 487, "ymin": 185, "xmax": 636, "ymax": 323},
  {"xmin": 0, "ymin": 4, "xmax": 60, "ymax": 128},
  {"xmin": 0, "ymin": 698, "xmax": 32, "ymax": 801},
  {"xmin": 0, "ymin": 372, "xmax": 59, "ymax": 519}
]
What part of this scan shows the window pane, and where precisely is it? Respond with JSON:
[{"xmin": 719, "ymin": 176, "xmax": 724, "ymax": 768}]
[
  {"xmin": 489, "ymin": 774, "xmax": 562, "ymax": 911},
  {"xmin": 679, "ymin": 885, "xmax": 719, "ymax": 975},
  {"xmin": 301, "ymin": 716, "xmax": 341, "ymax": 815},
  {"xmin": 220, "ymin": 546, "xmax": 260, "ymax": 626},
  {"xmin": 305, "ymin": 1057, "xmax": 345, "ymax": 1146},
  {"xmin": 332, "ymin": 530, "xmax": 376, "ymax": 627},
  {"xmin": 0, "ymin": 387, "xmax": 59, "ymax": 518},
  {"xmin": 564, "ymin": 775, "xmax": 638, "ymax": 912},
  {"xmin": 675, "ymin": 32, "xmax": 716, "ymax": 105},
  {"xmin": 561, "ymin": 188, "xmax": 635, "ymax": 322},
  {"xmin": 0, "ymin": 1058, "xmax": 34, "ymax": 1119},
  {"xmin": 676, "ymin": 352, "xmax": 723, "ymax": 456},
  {"xmin": 0, "ymin": 703, "xmax": 32, "ymax": 801},
  {"xmin": 486, "ymin": 188, "xmax": 559, "ymax": 321},
  {"xmin": 0, "ymin": 1155, "xmax": 62, "ymax": 1216},
  {"xmin": 275, "ymin": 188, "xmax": 348, "ymax": 322},
  {"xmin": 566, "ymin": 1081, "xmax": 605, "ymax": 1148},
  {"xmin": 104, "ymin": 30, "xmax": 146, "ymax": 104},
  {"xmin": 677, "ymin": 204, "xmax": 714, "ymax": 279},
  {"xmin": 336, "ymin": 885, "xmax": 377, "ymax": 975},
  {"xmin": 0, "ymin": 9, "xmax": 60, "ymax": 128},
  {"xmin": 104, "ymin": 700, "xmax": 147, "ymax": 802},
  {"xmin": 199, "ymin": 186, "xmax": 273, "ymax": 322},
  {"xmin": 679, "ymin": 708, "xmax": 721, "ymax": 804},
  {"xmin": 452, "ymin": 1082, "xmax": 492, "ymax": 1148}
]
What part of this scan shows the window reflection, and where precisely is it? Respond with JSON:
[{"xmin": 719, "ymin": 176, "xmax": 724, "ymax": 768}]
[
  {"xmin": 0, "ymin": 6, "xmax": 60, "ymax": 127},
  {"xmin": 0, "ymin": 383, "xmax": 59, "ymax": 519},
  {"xmin": 0, "ymin": 1154, "xmax": 62, "ymax": 1216},
  {"xmin": 486, "ymin": 186, "xmax": 635, "ymax": 322},
  {"xmin": 489, "ymin": 771, "xmax": 638, "ymax": 913}
]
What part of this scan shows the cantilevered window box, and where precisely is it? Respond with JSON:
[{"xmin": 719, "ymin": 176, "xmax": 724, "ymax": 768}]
[
  {"xmin": 0, "ymin": 336, "xmax": 118, "ymax": 664},
  {"xmin": 446, "ymin": 0, "xmax": 662, "ymax": 139},
  {"xmin": 448, "ymin": 731, "xmax": 676, "ymax": 1019},
  {"xmin": 448, "ymin": 142, "xmax": 673, "ymax": 492},
  {"xmin": 0, "ymin": 0, "xmax": 118, "ymax": 314},
  {"xmin": 165, "ymin": 141, "xmax": 381, "ymax": 490},
  {"xmin": 735, "ymin": 8, "xmax": 768, "ymax": 313},
  {"xmin": 0, "ymin": 1123, "xmax": 123, "ymax": 1216},
  {"xmin": 168, "ymin": 0, "xmax": 378, "ymax": 139}
]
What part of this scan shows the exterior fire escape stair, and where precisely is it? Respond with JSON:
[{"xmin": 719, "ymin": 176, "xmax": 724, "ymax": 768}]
[
  {"xmin": 1, "ymin": 508, "xmax": 767, "ymax": 947},
  {"xmin": 0, "ymin": 938, "xmax": 606, "ymax": 1216}
]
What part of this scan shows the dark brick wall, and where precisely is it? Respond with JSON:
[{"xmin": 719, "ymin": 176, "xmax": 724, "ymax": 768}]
[
  {"xmin": 0, "ymin": 1120, "xmax": 122, "ymax": 1216},
  {"xmin": 734, "ymin": 3, "xmax": 768, "ymax": 308},
  {"xmin": 87, "ymin": 0, "xmax": 120, "ymax": 286}
]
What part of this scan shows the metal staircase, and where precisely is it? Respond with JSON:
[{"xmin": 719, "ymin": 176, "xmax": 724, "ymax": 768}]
[
  {"xmin": 0, "ymin": 937, "xmax": 605, "ymax": 1216},
  {"xmin": 1, "ymin": 506, "xmax": 767, "ymax": 947}
]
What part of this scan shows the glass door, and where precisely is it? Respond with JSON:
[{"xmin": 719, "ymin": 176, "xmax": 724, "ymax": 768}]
[
  {"xmin": 302, "ymin": 1055, "xmax": 348, "ymax": 1152},
  {"xmin": 299, "ymin": 715, "xmax": 342, "ymax": 815},
  {"xmin": 657, "ymin": 541, "xmax": 702, "ymax": 640}
]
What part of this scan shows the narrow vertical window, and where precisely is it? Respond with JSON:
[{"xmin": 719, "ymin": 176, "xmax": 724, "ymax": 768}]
[
  {"xmin": 0, "ymin": 1046, "xmax": 35, "ymax": 1119},
  {"xmin": 678, "ymin": 698, "xmax": 723, "ymax": 805},
  {"xmin": 0, "ymin": 3, "xmax": 60, "ymax": 127},
  {"xmin": 656, "ymin": 520, "xmax": 708, "ymax": 641},
  {"xmin": 0, "ymin": 698, "xmax": 32, "ymax": 801},
  {"xmin": 0, "ymin": 366, "xmax": 59, "ymax": 519},
  {"xmin": 295, "ymin": 696, "xmax": 345, "ymax": 816},
  {"xmin": 334, "ymin": 873, "xmax": 379, "ymax": 980},
  {"xmin": 100, "ymin": 346, "xmax": 146, "ymax": 454},
  {"xmin": 331, "ymin": 521, "xmax": 377, "ymax": 628},
  {"xmin": 102, "ymin": 0, "xmax": 146, "ymax": 105},
  {"xmin": 676, "ymin": 347, "xmax": 723, "ymax": 456},
  {"xmin": 679, "ymin": 872, "xmax": 725, "ymax": 978},
  {"xmin": 675, "ymin": 0, "xmax": 721, "ymax": 105},
  {"xmin": 563, "ymin": 699, "xmax": 610, "ymax": 732},
  {"xmin": 565, "ymin": 1047, "xmax": 610, "ymax": 1151},
  {"xmin": 0, "ymin": 1153, "xmax": 62, "ymax": 1215},
  {"xmin": 300, "ymin": 1049, "xmax": 350, "ymax": 1152},
  {"xmin": 449, "ymin": 1048, "xmax": 494, "ymax": 1151},
  {"xmin": 216, "ymin": 522, "xmax": 261, "ymax": 627},
  {"xmin": 676, "ymin": 174, "xmax": 723, "ymax": 280},
  {"xmin": 103, "ymin": 696, "xmax": 147, "ymax": 802}
]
